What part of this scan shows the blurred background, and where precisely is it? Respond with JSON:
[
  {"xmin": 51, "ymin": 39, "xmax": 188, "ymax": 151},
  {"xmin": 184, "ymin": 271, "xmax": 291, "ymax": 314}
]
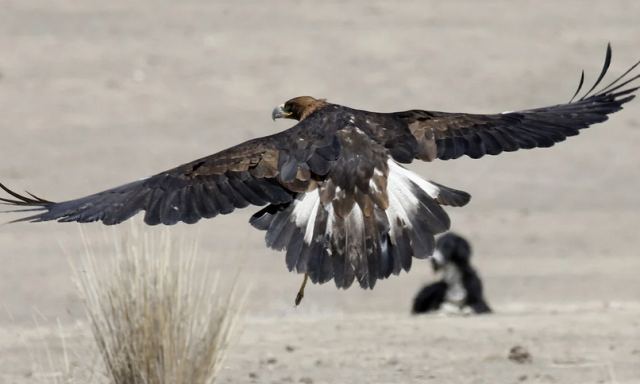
[{"xmin": 0, "ymin": 1, "xmax": 639, "ymax": 383}]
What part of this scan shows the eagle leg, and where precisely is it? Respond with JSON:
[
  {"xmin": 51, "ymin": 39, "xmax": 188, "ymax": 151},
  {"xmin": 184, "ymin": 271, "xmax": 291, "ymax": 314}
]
[{"xmin": 294, "ymin": 273, "xmax": 309, "ymax": 306}]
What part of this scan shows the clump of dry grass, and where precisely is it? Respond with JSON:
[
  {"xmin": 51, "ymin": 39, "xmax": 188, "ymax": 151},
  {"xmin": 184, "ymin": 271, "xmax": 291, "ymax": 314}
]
[{"xmin": 74, "ymin": 224, "xmax": 243, "ymax": 384}]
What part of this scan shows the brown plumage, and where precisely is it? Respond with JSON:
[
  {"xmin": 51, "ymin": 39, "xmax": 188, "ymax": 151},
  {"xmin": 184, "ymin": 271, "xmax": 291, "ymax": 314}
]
[{"xmin": 1, "ymin": 44, "xmax": 639, "ymax": 290}]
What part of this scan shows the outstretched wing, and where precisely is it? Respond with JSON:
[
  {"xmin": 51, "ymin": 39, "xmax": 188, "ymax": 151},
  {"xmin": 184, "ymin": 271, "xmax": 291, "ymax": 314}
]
[
  {"xmin": 384, "ymin": 44, "xmax": 639, "ymax": 162},
  {"xmin": 0, "ymin": 116, "xmax": 341, "ymax": 225}
]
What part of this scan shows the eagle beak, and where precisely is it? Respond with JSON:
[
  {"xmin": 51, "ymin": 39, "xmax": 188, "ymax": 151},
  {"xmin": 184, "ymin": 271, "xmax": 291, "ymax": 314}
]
[{"xmin": 272, "ymin": 104, "xmax": 290, "ymax": 121}]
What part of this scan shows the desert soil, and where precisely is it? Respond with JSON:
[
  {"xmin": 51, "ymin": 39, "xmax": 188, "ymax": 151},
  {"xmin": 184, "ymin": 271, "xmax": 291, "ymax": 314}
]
[{"xmin": 0, "ymin": 1, "xmax": 639, "ymax": 383}]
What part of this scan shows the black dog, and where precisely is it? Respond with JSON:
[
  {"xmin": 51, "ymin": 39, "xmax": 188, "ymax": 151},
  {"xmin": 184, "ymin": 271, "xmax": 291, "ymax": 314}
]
[{"xmin": 412, "ymin": 233, "xmax": 491, "ymax": 314}]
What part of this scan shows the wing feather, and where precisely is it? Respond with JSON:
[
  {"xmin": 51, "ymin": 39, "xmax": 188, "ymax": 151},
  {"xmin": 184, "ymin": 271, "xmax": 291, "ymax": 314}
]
[
  {"xmin": 385, "ymin": 45, "xmax": 639, "ymax": 162},
  {"xmin": 1, "ymin": 114, "xmax": 341, "ymax": 225}
]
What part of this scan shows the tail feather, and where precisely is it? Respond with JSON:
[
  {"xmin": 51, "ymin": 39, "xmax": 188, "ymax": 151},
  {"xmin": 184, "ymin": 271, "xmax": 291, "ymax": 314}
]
[
  {"xmin": 431, "ymin": 181, "xmax": 471, "ymax": 207},
  {"xmin": 249, "ymin": 160, "xmax": 471, "ymax": 289},
  {"xmin": 374, "ymin": 209, "xmax": 394, "ymax": 279},
  {"xmin": 286, "ymin": 234, "xmax": 304, "ymax": 271},
  {"xmin": 266, "ymin": 206, "xmax": 298, "ymax": 251},
  {"xmin": 304, "ymin": 205, "xmax": 332, "ymax": 284}
]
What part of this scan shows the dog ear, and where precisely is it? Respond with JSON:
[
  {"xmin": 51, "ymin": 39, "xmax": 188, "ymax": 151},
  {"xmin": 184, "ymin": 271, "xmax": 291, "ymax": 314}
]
[
  {"xmin": 437, "ymin": 232, "xmax": 473, "ymax": 263},
  {"xmin": 436, "ymin": 233, "xmax": 457, "ymax": 256},
  {"xmin": 457, "ymin": 238, "xmax": 472, "ymax": 260},
  {"xmin": 445, "ymin": 234, "xmax": 472, "ymax": 265}
]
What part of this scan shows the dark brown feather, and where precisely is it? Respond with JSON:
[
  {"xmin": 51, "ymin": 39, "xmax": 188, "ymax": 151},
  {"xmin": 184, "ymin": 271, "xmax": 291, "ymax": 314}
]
[
  {"xmin": 381, "ymin": 45, "xmax": 639, "ymax": 162},
  {"xmin": 1, "ymin": 108, "xmax": 340, "ymax": 225}
]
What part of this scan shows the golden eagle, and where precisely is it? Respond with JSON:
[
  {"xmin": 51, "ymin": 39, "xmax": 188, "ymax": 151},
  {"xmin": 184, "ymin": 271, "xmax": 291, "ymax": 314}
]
[{"xmin": 1, "ymin": 45, "xmax": 638, "ymax": 295}]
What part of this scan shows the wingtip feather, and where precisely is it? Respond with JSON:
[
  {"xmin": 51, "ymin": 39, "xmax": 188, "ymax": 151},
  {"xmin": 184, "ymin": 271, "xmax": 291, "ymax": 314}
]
[
  {"xmin": 567, "ymin": 43, "xmax": 640, "ymax": 106},
  {"xmin": 580, "ymin": 43, "xmax": 613, "ymax": 101},
  {"xmin": 569, "ymin": 70, "xmax": 585, "ymax": 103}
]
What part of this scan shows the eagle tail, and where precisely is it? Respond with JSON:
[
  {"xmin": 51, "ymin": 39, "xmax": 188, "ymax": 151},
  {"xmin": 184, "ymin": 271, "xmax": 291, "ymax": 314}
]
[{"xmin": 250, "ymin": 161, "xmax": 470, "ymax": 289}]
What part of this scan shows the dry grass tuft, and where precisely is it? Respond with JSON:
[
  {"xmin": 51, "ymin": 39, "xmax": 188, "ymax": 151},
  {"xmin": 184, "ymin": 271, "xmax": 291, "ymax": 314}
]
[{"xmin": 74, "ymin": 224, "xmax": 243, "ymax": 384}]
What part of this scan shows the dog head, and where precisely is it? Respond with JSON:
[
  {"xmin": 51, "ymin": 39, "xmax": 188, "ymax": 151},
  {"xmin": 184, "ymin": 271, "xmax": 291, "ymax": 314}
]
[{"xmin": 431, "ymin": 232, "xmax": 472, "ymax": 270}]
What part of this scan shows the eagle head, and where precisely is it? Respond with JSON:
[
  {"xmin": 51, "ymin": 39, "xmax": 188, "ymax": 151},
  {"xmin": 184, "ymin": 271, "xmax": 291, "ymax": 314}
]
[{"xmin": 272, "ymin": 96, "xmax": 327, "ymax": 122}]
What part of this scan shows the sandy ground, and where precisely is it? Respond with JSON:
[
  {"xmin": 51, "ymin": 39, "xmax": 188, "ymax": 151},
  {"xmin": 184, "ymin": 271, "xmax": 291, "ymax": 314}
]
[{"xmin": 0, "ymin": 1, "xmax": 639, "ymax": 383}]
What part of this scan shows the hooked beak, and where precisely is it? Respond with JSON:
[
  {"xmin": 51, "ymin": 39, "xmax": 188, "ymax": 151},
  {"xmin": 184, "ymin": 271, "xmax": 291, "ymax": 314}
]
[{"xmin": 272, "ymin": 104, "xmax": 291, "ymax": 121}]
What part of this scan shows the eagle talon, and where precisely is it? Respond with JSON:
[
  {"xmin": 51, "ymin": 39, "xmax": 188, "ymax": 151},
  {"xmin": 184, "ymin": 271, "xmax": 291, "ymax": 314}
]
[{"xmin": 294, "ymin": 273, "xmax": 309, "ymax": 306}]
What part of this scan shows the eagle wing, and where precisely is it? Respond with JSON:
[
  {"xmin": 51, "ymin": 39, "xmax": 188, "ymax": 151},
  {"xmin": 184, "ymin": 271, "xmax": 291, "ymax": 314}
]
[
  {"xmin": 383, "ymin": 44, "xmax": 639, "ymax": 162},
  {"xmin": 0, "ymin": 115, "xmax": 341, "ymax": 225}
]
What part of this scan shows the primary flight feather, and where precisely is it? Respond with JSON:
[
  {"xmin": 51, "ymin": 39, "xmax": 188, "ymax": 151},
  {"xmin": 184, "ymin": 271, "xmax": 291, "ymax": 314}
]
[{"xmin": 2, "ymin": 44, "xmax": 638, "ymax": 290}]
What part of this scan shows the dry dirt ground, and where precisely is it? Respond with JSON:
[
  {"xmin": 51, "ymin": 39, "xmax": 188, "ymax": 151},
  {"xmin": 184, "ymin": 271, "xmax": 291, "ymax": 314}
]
[{"xmin": 0, "ymin": 1, "xmax": 639, "ymax": 383}]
